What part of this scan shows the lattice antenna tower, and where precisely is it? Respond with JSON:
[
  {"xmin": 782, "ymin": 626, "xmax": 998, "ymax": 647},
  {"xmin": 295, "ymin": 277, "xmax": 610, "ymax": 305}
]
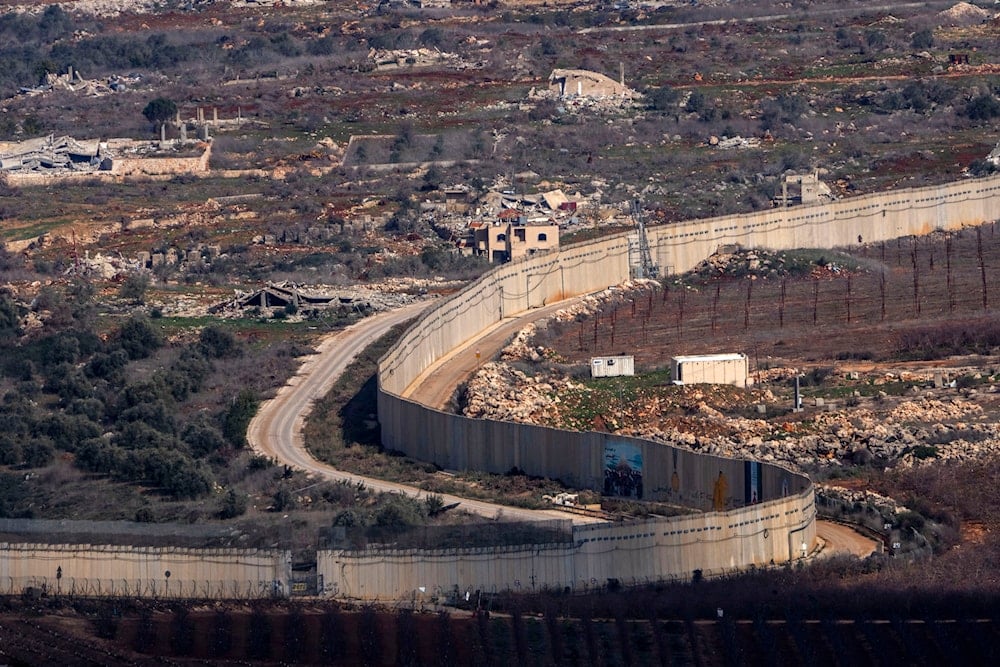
[{"xmin": 631, "ymin": 200, "xmax": 658, "ymax": 279}]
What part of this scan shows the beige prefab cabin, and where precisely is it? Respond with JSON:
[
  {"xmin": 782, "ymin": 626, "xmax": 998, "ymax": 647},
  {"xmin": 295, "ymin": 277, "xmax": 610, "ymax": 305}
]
[{"xmin": 671, "ymin": 353, "xmax": 750, "ymax": 388}]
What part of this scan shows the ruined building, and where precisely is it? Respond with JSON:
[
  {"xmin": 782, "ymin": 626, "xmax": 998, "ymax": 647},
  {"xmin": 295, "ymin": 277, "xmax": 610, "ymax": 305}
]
[
  {"xmin": 469, "ymin": 210, "xmax": 559, "ymax": 263},
  {"xmin": 548, "ymin": 68, "xmax": 638, "ymax": 99},
  {"xmin": 773, "ymin": 171, "xmax": 835, "ymax": 207}
]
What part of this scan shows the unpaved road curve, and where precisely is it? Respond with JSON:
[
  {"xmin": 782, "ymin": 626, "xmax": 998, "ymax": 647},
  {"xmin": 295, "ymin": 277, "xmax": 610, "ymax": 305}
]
[
  {"xmin": 247, "ymin": 301, "xmax": 597, "ymax": 524},
  {"xmin": 248, "ymin": 299, "xmax": 879, "ymax": 548},
  {"xmin": 816, "ymin": 519, "xmax": 881, "ymax": 558},
  {"xmin": 403, "ymin": 296, "xmax": 590, "ymax": 410}
]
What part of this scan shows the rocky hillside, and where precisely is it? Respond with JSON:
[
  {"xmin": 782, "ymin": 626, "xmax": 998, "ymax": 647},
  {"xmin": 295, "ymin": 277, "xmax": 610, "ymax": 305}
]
[{"xmin": 463, "ymin": 296, "xmax": 1000, "ymax": 474}]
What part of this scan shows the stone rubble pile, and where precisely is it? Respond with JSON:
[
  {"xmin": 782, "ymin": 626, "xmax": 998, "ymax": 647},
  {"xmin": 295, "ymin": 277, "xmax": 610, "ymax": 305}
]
[
  {"xmin": 464, "ymin": 322, "xmax": 1000, "ymax": 472},
  {"xmin": 462, "ymin": 361, "xmax": 575, "ymax": 424},
  {"xmin": 2, "ymin": 0, "xmax": 160, "ymax": 18},
  {"xmin": 547, "ymin": 279, "xmax": 661, "ymax": 325},
  {"xmin": 500, "ymin": 323, "xmax": 546, "ymax": 362},
  {"xmin": 938, "ymin": 2, "xmax": 992, "ymax": 25},
  {"xmin": 816, "ymin": 484, "xmax": 907, "ymax": 515},
  {"xmin": 755, "ymin": 367, "xmax": 803, "ymax": 383}
]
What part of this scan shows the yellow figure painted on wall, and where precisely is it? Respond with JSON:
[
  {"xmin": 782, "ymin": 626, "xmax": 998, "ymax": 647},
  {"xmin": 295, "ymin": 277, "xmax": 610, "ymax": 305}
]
[{"xmin": 712, "ymin": 471, "xmax": 728, "ymax": 511}]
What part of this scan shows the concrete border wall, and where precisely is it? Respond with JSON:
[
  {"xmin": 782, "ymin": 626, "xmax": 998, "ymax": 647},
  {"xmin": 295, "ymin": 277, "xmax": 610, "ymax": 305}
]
[
  {"xmin": 377, "ymin": 400, "xmax": 808, "ymax": 509},
  {"xmin": 0, "ymin": 543, "xmax": 291, "ymax": 599},
  {"xmin": 319, "ymin": 490, "xmax": 815, "ymax": 600},
  {"xmin": 372, "ymin": 174, "xmax": 1000, "ymax": 599},
  {"xmin": 646, "ymin": 175, "xmax": 1000, "ymax": 275}
]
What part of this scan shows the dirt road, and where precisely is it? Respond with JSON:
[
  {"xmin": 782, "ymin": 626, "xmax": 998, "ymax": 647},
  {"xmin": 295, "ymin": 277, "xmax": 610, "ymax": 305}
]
[
  {"xmin": 403, "ymin": 296, "xmax": 589, "ymax": 409},
  {"xmin": 579, "ymin": 2, "xmax": 943, "ymax": 34},
  {"xmin": 247, "ymin": 300, "xmax": 599, "ymax": 524},
  {"xmin": 249, "ymin": 297, "xmax": 880, "ymax": 551},
  {"xmin": 816, "ymin": 520, "xmax": 881, "ymax": 558}
]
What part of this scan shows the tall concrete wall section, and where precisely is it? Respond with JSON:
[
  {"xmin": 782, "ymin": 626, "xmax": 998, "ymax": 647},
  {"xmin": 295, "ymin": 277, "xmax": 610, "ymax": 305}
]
[
  {"xmin": 319, "ymin": 491, "xmax": 816, "ymax": 600},
  {"xmin": 648, "ymin": 175, "xmax": 1000, "ymax": 275},
  {"xmin": 379, "ymin": 396, "xmax": 807, "ymax": 511},
  {"xmin": 370, "ymin": 174, "xmax": 1000, "ymax": 601},
  {"xmin": 0, "ymin": 544, "xmax": 291, "ymax": 599},
  {"xmin": 379, "ymin": 236, "xmax": 630, "ymax": 397}
]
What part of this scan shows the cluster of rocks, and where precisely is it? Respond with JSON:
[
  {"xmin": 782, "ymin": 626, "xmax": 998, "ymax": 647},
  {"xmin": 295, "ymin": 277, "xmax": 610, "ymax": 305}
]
[
  {"xmin": 464, "ymin": 304, "xmax": 1000, "ymax": 472},
  {"xmin": 369, "ymin": 48, "xmax": 468, "ymax": 71},
  {"xmin": 816, "ymin": 484, "xmax": 907, "ymax": 516},
  {"xmin": 709, "ymin": 135, "xmax": 761, "ymax": 150},
  {"xmin": 499, "ymin": 323, "xmax": 549, "ymax": 362},
  {"xmin": 542, "ymin": 279, "xmax": 660, "ymax": 326},
  {"xmin": 529, "ymin": 88, "xmax": 642, "ymax": 116},
  {"xmin": 689, "ymin": 246, "xmax": 852, "ymax": 282},
  {"xmin": 3, "ymin": 0, "xmax": 160, "ymax": 18},
  {"xmin": 643, "ymin": 390, "xmax": 997, "ymax": 470},
  {"xmin": 463, "ymin": 361, "xmax": 576, "ymax": 424},
  {"xmin": 938, "ymin": 1, "xmax": 993, "ymax": 26}
]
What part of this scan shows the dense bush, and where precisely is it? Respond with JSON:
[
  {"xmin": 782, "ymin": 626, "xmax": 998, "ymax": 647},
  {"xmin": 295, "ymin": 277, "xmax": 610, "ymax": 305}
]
[
  {"xmin": 0, "ymin": 304, "xmax": 280, "ymax": 503},
  {"xmin": 965, "ymin": 94, "xmax": 1000, "ymax": 121},
  {"xmin": 114, "ymin": 317, "xmax": 162, "ymax": 360},
  {"xmin": 219, "ymin": 489, "xmax": 247, "ymax": 519},
  {"xmin": 199, "ymin": 326, "xmax": 242, "ymax": 359},
  {"xmin": 223, "ymin": 389, "xmax": 259, "ymax": 448},
  {"xmin": 895, "ymin": 318, "xmax": 1000, "ymax": 359}
]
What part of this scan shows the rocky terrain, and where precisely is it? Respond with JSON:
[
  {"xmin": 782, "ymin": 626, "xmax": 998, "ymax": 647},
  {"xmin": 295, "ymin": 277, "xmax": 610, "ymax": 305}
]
[{"xmin": 463, "ymin": 284, "xmax": 1000, "ymax": 475}]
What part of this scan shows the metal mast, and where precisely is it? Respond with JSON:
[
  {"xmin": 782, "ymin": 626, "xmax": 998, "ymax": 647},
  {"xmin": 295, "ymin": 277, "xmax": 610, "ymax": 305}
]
[{"xmin": 631, "ymin": 200, "xmax": 658, "ymax": 279}]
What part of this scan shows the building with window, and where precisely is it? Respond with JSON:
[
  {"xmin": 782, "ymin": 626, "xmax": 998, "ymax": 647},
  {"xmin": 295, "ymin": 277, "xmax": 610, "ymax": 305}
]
[{"xmin": 470, "ymin": 211, "xmax": 559, "ymax": 263}]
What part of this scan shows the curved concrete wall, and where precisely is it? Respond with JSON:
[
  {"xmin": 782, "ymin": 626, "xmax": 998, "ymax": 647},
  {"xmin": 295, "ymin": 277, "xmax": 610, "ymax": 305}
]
[
  {"xmin": 371, "ymin": 174, "xmax": 1000, "ymax": 598},
  {"xmin": 377, "ymin": 402, "xmax": 809, "ymax": 510},
  {"xmin": 321, "ymin": 491, "xmax": 815, "ymax": 600}
]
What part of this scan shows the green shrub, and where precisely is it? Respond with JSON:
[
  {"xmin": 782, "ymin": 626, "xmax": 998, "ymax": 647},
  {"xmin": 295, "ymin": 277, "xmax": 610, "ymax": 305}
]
[
  {"xmin": 219, "ymin": 489, "xmax": 247, "ymax": 519},
  {"xmin": 222, "ymin": 389, "xmax": 259, "ymax": 448}
]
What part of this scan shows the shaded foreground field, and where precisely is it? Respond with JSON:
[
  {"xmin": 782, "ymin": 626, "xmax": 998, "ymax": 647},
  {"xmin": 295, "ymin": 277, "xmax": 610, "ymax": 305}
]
[{"xmin": 2, "ymin": 595, "xmax": 998, "ymax": 666}]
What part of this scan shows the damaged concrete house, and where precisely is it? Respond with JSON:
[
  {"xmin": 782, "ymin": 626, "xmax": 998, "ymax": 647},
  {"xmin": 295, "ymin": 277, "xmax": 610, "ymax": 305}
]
[
  {"xmin": 467, "ymin": 209, "xmax": 559, "ymax": 264},
  {"xmin": 0, "ymin": 134, "xmax": 211, "ymax": 185},
  {"xmin": 215, "ymin": 283, "xmax": 376, "ymax": 317},
  {"xmin": 773, "ymin": 170, "xmax": 836, "ymax": 207},
  {"xmin": 0, "ymin": 136, "xmax": 102, "ymax": 173},
  {"xmin": 450, "ymin": 187, "xmax": 583, "ymax": 262}
]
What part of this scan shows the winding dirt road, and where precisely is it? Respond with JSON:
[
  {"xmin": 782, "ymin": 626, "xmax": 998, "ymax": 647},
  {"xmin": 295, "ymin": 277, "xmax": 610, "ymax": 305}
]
[
  {"xmin": 247, "ymin": 300, "xmax": 597, "ymax": 523},
  {"xmin": 815, "ymin": 520, "xmax": 881, "ymax": 559},
  {"xmin": 248, "ymin": 297, "xmax": 879, "ymax": 551}
]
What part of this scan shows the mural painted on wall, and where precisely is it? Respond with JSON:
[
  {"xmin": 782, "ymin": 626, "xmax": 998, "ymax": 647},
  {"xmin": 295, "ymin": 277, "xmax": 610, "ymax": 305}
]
[
  {"xmin": 604, "ymin": 442, "xmax": 643, "ymax": 498},
  {"xmin": 745, "ymin": 461, "xmax": 763, "ymax": 504},
  {"xmin": 712, "ymin": 471, "xmax": 728, "ymax": 511}
]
